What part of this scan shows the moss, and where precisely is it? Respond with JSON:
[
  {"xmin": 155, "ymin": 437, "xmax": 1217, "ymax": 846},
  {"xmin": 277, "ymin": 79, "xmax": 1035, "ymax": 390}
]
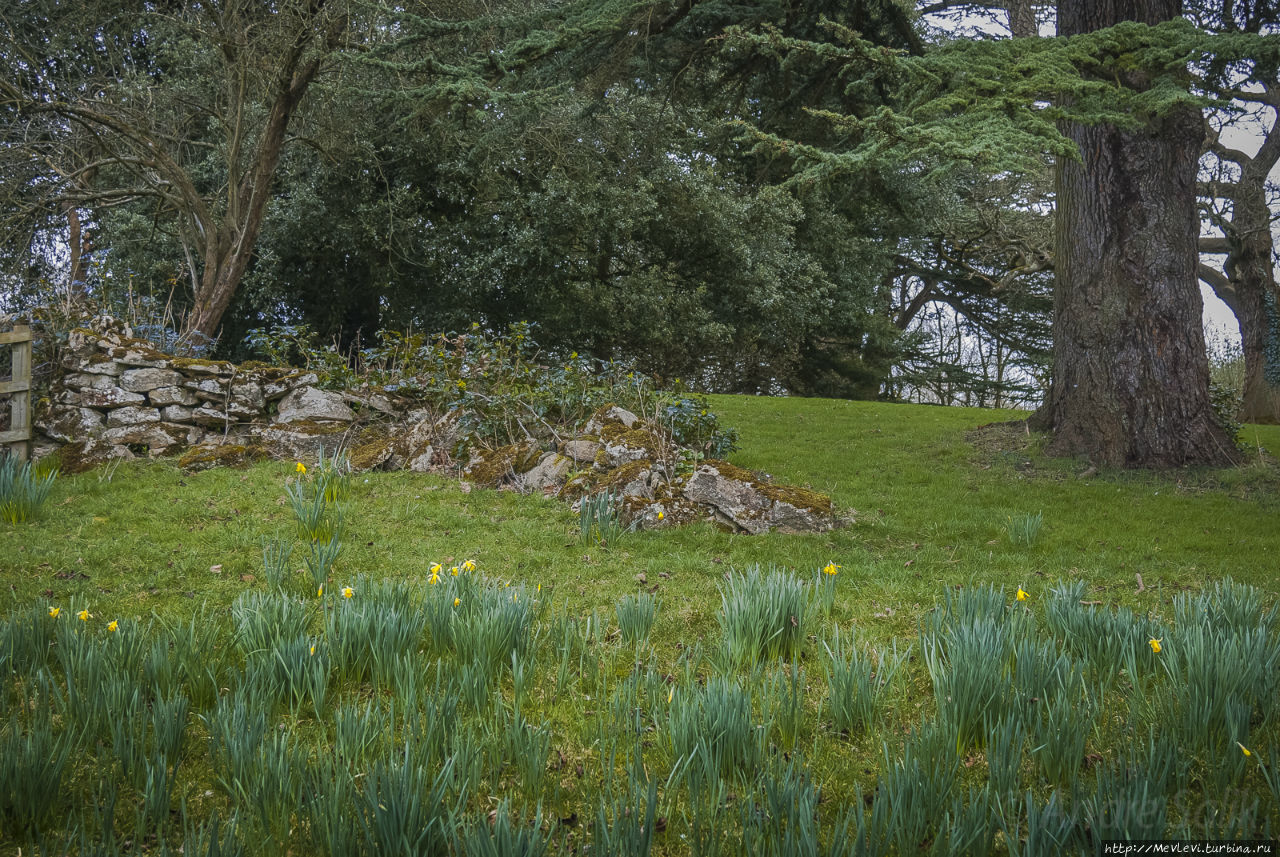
[
  {"xmin": 759, "ymin": 484, "xmax": 833, "ymax": 514},
  {"xmin": 178, "ymin": 444, "xmax": 266, "ymax": 471},
  {"xmin": 50, "ymin": 441, "xmax": 100, "ymax": 475},
  {"xmin": 86, "ymin": 352, "xmax": 114, "ymax": 365},
  {"xmin": 171, "ymin": 357, "xmax": 236, "ymax": 374},
  {"xmin": 702, "ymin": 460, "xmax": 833, "ymax": 515},
  {"xmin": 465, "ymin": 441, "xmax": 543, "ymax": 486},
  {"xmin": 349, "ymin": 431, "xmax": 394, "ymax": 471},
  {"xmin": 602, "ymin": 459, "xmax": 652, "ymax": 489},
  {"xmin": 265, "ymin": 419, "xmax": 348, "ymax": 436}
]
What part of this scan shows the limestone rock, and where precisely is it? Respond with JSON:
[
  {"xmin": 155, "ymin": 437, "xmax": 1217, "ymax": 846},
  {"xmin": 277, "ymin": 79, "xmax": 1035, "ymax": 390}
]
[
  {"xmin": 161, "ymin": 405, "xmax": 195, "ymax": 422},
  {"xmin": 80, "ymin": 386, "xmax": 146, "ymax": 409},
  {"xmin": 37, "ymin": 405, "xmax": 105, "ymax": 443},
  {"xmin": 522, "ymin": 453, "xmax": 573, "ymax": 493},
  {"xmin": 262, "ymin": 371, "xmax": 319, "ymax": 400},
  {"xmin": 561, "ymin": 439, "xmax": 601, "ymax": 463},
  {"xmin": 179, "ymin": 443, "xmax": 268, "ymax": 472},
  {"xmin": 106, "ymin": 406, "xmax": 161, "ymax": 428},
  {"xmin": 170, "ymin": 357, "xmax": 236, "ymax": 376},
  {"xmin": 120, "ymin": 368, "xmax": 182, "ymax": 392},
  {"xmin": 583, "ymin": 404, "xmax": 639, "ymax": 436},
  {"xmin": 149, "ymin": 386, "xmax": 200, "ymax": 407},
  {"xmin": 230, "ymin": 380, "xmax": 265, "ymax": 413},
  {"xmin": 191, "ymin": 401, "xmax": 260, "ymax": 426},
  {"xmin": 101, "ymin": 422, "xmax": 203, "ymax": 451},
  {"xmin": 275, "ymin": 386, "xmax": 354, "ymax": 423},
  {"xmin": 251, "ymin": 421, "xmax": 351, "ymax": 459},
  {"xmin": 682, "ymin": 461, "xmax": 835, "ymax": 535},
  {"xmin": 404, "ymin": 444, "xmax": 436, "ymax": 472},
  {"xmin": 185, "ymin": 378, "xmax": 229, "ymax": 401}
]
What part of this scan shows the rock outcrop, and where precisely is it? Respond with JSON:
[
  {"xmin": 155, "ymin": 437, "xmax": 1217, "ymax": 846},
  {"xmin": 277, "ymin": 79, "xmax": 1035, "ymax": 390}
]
[{"xmin": 34, "ymin": 322, "xmax": 843, "ymax": 533}]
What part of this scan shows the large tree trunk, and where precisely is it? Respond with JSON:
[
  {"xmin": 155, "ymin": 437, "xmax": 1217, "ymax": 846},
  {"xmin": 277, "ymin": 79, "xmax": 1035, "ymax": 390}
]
[
  {"xmin": 1236, "ymin": 281, "xmax": 1280, "ymax": 424},
  {"xmin": 1033, "ymin": 0, "xmax": 1237, "ymax": 466}
]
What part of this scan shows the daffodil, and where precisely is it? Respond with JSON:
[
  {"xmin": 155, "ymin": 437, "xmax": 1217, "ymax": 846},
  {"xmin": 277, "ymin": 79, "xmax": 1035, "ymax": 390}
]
[
  {"xmin": 513, "ymin": 592, "xmax": 519, "ymax": 603},
  {"xmin": 536, "ymin": 583, "xmax": 541, "ymax": 594},
  {"xmin": 1016, "ymin": 587, "xmax": 1029, "ymax": 602},
  {"xmin": 310, "ymin": 644, "xmax": 316, "ymax": 655},
  {"xmin": 461, "ymin": 559, "xmax": 476, "ymax": 572},
  {"xmin": 1238, "ymin": 742, "xmax": 1252, "ymax": 757},
  {"xmin": 667, "ymin": 686, "xmax": 674, "ymax": 704},
  {"xmin": 453, "ymin": 597, "xmax": 460, "ymax": 607},
  {"xmin": 450, "ymin": 566, "xmax": 459, "ymax": 576},
  {"xmin": 823, "ymin": 562, "xmax": 840, "ymax": 576},
  {"xmin": 1149, "ymin": 638, "xmax": 1162, "ymax": 654},
  {"xmin": 429, "ymin": 570, "xmax": 440, "ymax": 585},
  {"xmin": 296, "ymin": 461, "xmax": 307, "ymax": 474},
  {"xmin": 430, "ymin": 562, "xmax": 442, "ymax": 576},
  {"xmin": 317, "ymin": 585, "xmax": 324, "ymax": 597},
  {"xmin": 48, "ymin": 606, "xmax": 60, "ymax": 618},
  {"xmin": 342, "ymin": 586, "xmax": 354, "ymax": 599},
  {"xmin": 657, "ymin": 511, "xmax": 664, "ymax": 521},
  {"xmin": 78, "ymin": 609, "xmax": 91, "ymax": 622},
  {"xmin": 107, "ymin": 620, "xmax": 118, "ymax": 633}
]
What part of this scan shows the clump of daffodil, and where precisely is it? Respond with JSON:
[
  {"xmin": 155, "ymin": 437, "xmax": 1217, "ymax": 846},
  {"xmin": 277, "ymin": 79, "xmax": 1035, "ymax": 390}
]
[
  {"xmin": 48, "ymin": 606, "xmax": 60, "ymax": 618},
  {"xmin": 1149, "ymin": 638, "xmax": 1162, "ymax": 654},
  {"xmin": 78, "ymin": 609, "xmax": 91, "ymax": 622},
  {"xmin": 1016, "ymin": 587, "xmax": 1029, "ymax": 602},
  {"xmin": 342, "ymin": 586, "xmax": 354, "ymax": 599},
  {"xmin": 107, "ymin": 620, "xmax": 118, "ymax": 633},
  {"xmin": 823, "ymin": 562, "xmax": 840, "ymax": 576}
]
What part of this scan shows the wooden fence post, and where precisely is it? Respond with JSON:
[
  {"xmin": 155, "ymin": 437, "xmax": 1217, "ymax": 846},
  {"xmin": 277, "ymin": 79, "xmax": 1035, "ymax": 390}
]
[{"xmin": 0, "ymin": 324, "xmax": 33, "ymax": 461}]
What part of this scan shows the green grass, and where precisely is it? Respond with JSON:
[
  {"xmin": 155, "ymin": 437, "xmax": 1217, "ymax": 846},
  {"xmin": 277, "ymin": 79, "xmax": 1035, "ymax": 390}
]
[{"xmin": 2, "ymin": 397, "xmax": 1279, "ymax": 852}]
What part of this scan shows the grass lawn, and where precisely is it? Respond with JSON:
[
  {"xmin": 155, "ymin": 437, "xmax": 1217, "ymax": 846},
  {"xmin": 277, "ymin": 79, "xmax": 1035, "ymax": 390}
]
[{"xmin": 2, "ymin": 396, "xmax": 1278, "ymax": 853}]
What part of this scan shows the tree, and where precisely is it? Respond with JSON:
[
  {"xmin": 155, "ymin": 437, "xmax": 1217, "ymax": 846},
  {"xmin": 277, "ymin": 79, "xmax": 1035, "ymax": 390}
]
[
  {"xmin": 1028, "ymin": 0, "xmax": 1238, "ymax": 466},
  {"xmin": 0, "ymin": 1, "xmax": 352, "ymax": 342}
]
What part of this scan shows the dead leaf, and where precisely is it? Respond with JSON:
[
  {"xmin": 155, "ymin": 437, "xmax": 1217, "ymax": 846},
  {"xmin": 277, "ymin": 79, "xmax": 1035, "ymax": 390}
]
[
  {"xmin": 658, "ymin": 572, "xmax": 671, "ymax": 579},
  {"xmin": 210, "ymin": 564, "xmax": 223, "ymax": 574},
  {"xmin": 240, "ymin": 574, "xmax": 255, "ymax": 583},
  {"xmin": 635, "ymin": 573, "xmax": 647, "ymax": 584},
  {"xmin": 904, "ymin": 560, "xmax": 914, "ymax": 568},
  {"xmin": 1135, "ymin": 573, "xmax": 1145, "ymax": 594}
]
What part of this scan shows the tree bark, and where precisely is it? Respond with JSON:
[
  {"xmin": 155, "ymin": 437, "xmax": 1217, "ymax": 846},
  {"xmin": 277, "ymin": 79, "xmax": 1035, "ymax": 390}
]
[
  {"xmin": 1005, "ymin": 0, "xmax": 1037, "ymax": 37},
  {"xmin": 1032, "ymin": 0, "xmax": 1237, "ymax": 466}
]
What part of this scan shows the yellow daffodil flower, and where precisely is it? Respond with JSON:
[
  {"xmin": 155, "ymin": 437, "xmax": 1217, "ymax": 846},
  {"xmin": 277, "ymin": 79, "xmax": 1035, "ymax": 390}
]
[
  {"xmin": 342, "ymin": 586, "xmax": 354, "ymax": 599},
  {"xmin": 107, "ymin": 620, "xmax": 118, "ymax": 633},
  {"xmin": 537, "ymin": 583, "xmax": 541, "ymax": 593},
  {"xmin": 310, "ymin": 644, "xmax": 316, "ymax": 656},
  {"xmin": 461, "ymin": 560, "xmax": 476, "ymax": 572},
  {"xmin": 48, "ymin": 606, "xmax": 60, "ymax": 618},
  {"xmin": 823, "ymin": 562, "xmax": 840, "ymax": 576},
  {"xmin": 1238, "ymin": 742, "xmax": 1252, "ymax": 757},
  {"xmin": 513, "ymin": 592, "xmax": 519, "ymax": 603},
  {"xmin": 1016, "ymin": 587, "xmax": 1029, "ymax": 602},
  {"xmin": 429, "ymin": 571, "xmax": 440, "ymax": 585},
  {"xmin": 317, "ymin": 585, "xmax": 324, "ymax": 597},
  {"xmin": 1149, "ymin": 638, "xmax": 1162, "ymax": 654},
  {"xmin": 453, "ymin": 597, "xmax": 460, "ymax": 607},
  {"xmin": 657, "ymin": 511, "xmax": 664, "ymax": 521},
  {"xmin": 450, "ymin": 566, "xmax": 459, "ymax": 576},
  {"xmin": 667, "ymin": 686, "xmax": 674, "ymax": 704},
  {"xmin": 430, "ymin": 563, "xmax": 442, "ymax": 576},
  {"xmin": 78, "ymin": 609, "xmax": 91, "ymax": 622},
  {"xmin": 296, "ymin": 461, "xmax": 307, "ymax": 474}
]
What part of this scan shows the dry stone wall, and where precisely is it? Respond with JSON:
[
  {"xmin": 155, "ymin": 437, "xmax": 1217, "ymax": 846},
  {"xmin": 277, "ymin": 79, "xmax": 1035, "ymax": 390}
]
[{"xmin": 34, "ymin": 322, "xmax": 842, "ymax": 534}]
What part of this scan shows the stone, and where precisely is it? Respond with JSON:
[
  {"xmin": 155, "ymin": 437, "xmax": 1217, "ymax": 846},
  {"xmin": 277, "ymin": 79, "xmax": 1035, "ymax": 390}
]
[
  {"xmin": 62, "ymin": 373, "xmax": 100, "ymax": 390},
  {"xmin": 120, "ymin": 368, "xmax": 182, "ymax": 392},
  {"xmin": 463, "ymin": 441, "xmax": 543, "ymax": 486},
  {"xmin": 101, "ymin": 422, "xmax": 202, "ymax": 451},
  {"xmin": 404, "ymin": 444, "xmax": 435, "ymax": 472},
  {"xmin": 682, "ymin": 462, "xmax": 835, "ymax": 535},
  {"xmin": 342, "ymin": 390, "xmax": 397, "ymax": 415},
  {"xmin": 184, "ymin": 378, "xmax": 228, "ymax": 400},
  {"xmin": 179, "ymin": 443, "xmax": 268, "ymax": 472},
  {"xmin": 191, "ymin": 401, "xmax": 260, "ymax": 426},
  {"xmin": 583, "ymin": 404, "xmax": 640, "ymax": 436},
  {"xmin": 274, "ymin": 386, "xmax": 354, "ymax": 423},
  {"xmin": 170, "ymin": 357, "xmax": 236, "ymax": 376},
  {"xmin": 521, "ymin": 453, "xmax": 573, "ymax": 493},
  {"xmin": 561, "ymin": 439, "xmax": 601, "ymax": 463},
  {"xmin": 110, "ymin": 344, "xmax": 169, "ymax": 368},
  {"xmin": 161, "ymin": 405, "xmax": 195, "ymax": 422},
  {"xmin": 149, "ymin": 386, "xmax": 200, "ymax": 407},
  {"xmin": 106, "ymin": 406, "xmax": 161, "ymax": 428},
  {"xmin": 262, "ymin": 371, "xmax": 319, "ymax": 400},
  {"xmin": 229, "ymin": 380, "xmax": 266, "ymax": 413},
  {"xmin": 81, "ymin": 354, "xmax": 123, "ymax": 376},
  {"xmin": 37, "ymin": 405, "xmax": 105, "ymax": 443},
  {"xmin": 80, "ymin": 386, "xmax": 146, "ymax": 408},
  {"xmin": 250, "ymin": 421, "xmax": 352, "ymax": 460}
]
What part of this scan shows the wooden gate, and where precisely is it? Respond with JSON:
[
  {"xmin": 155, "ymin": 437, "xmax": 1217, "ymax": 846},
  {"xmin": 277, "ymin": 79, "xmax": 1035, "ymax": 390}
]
[{"xmin": 1, "ymin": 324, "xmax": 32, "ymax": 461}]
